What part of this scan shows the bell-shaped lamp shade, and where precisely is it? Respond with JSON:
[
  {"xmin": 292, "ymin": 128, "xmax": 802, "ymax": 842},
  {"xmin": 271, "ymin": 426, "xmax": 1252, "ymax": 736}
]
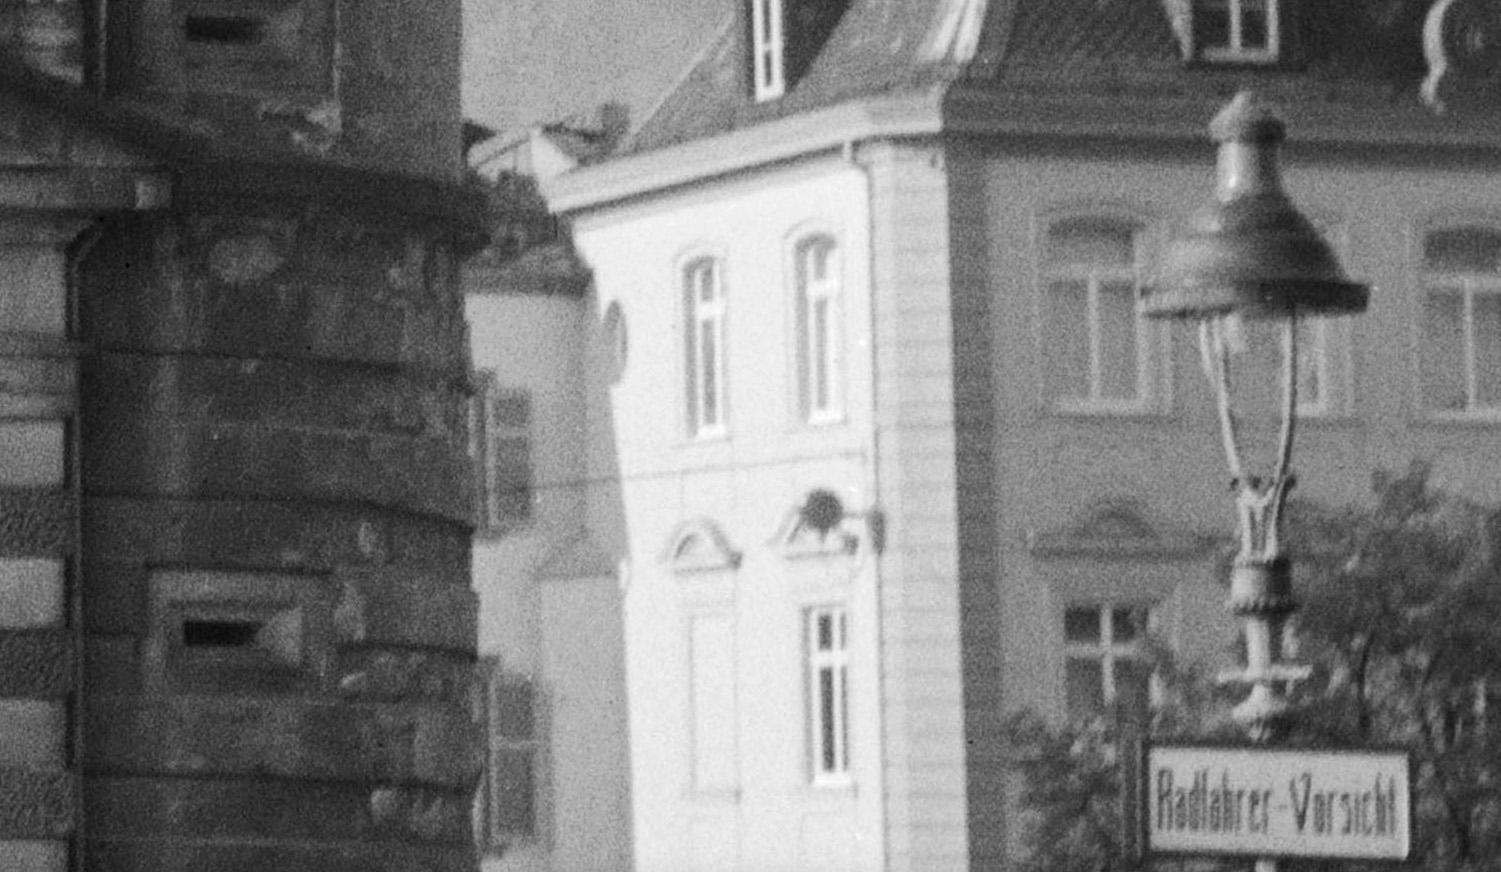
[{"xmin": 1141, "ymin": 92, "xmax": 1369, "ymax": 321}]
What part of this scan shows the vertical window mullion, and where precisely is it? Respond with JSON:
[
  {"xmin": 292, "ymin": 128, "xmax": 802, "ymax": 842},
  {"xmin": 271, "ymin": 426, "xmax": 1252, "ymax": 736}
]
[
  {"xmin": 1229, "ymin": 0, "xmax": 1243, "ymax": 50},
  {"xmin": 1465, "ymin": 284, "xmax": 1479, "ymax": 411},
  {"xmin": 1086, "ymin": 275, "xmax": 1104, "ymax": 402},
  {"xmin": 1099, "ymin": 607, "xmax": 1116, "ymax": 703}
]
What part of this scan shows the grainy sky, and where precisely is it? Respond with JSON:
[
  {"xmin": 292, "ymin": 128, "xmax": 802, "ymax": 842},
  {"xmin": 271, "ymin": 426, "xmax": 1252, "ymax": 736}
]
[{"xmin": 463, "ymin": 0, "xmax": 728, "ymax": 142}]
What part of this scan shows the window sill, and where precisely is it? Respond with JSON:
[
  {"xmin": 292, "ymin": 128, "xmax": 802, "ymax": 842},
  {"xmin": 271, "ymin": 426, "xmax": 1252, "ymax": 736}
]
[
  {"xmin": 1046, "ymin": 400, "xmax": 1173, "ymax": 421},
  {"xmin": 806, "ymin": 776, "xmax": 856, "ymax": 796},
  {"xmin": 1414, "ymin": 408, "xmax": 1501, "ymax": 427},
  {"xmin": 681, "ymin": 428, "xmax": 732, "ymax": 447},
  {"xmin": 1195, "ymin": 48, "xmax": 1281, "ymax": 66}
]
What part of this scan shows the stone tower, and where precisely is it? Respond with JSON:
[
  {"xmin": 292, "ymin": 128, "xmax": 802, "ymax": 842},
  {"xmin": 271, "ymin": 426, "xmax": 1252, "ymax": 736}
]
[{"xmin": 0, "ymin": 2, "xmax": 485, "ymax": 870}]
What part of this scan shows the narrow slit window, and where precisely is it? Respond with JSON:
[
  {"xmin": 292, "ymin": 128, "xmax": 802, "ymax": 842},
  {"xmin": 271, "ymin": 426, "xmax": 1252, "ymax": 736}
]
[
  {"xmin": 185, "ymin": 15, "xmax": 266, "ymax": 44},
  {"xmin": 182, "ymin": 619, "xmax": 263, "ymax": 647}
]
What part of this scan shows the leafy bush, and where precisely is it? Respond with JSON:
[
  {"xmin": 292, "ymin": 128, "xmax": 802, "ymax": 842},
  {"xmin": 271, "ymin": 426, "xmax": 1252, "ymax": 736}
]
[{"xmin": 1004, "ymin": 463, "xmax": 1501, "ymax": 871}]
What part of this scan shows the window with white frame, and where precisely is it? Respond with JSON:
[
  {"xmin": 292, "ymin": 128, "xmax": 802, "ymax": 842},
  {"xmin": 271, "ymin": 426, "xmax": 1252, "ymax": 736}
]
[
  {"xmin": 749, "ymin": 0, "xmax": 849, "ymax": 102},
  {"xmin": 1041, "ymin": 216, "xmax": 1156, "ymax": 411},
  {"xmin": 806, "ymin": 605, "xmax": 849, "ymax": 784},
  {"xmin": 474, "ymin": 658, "xmax": 541, "ymax": 854},
  {"xmin": 1218, "ymin": 314, "xmax": 1334, "ymax": 417},
  {"xmin": 750, "ymin": 0, "xmax": 785, "ymax": 100},
  {"xmin": 795, "ymin": 235, "xmax": 842, "ymax": 422},
  {"xmin": 684, "ymin": 257, "xmax": 728, "ymax": 436},
  {"xmin": 470, "ymin": 372, "xmax": 533, "ymax": 538},
  {"xmin": 1420, "ymin": 226, "xmax": 1501, "ymax": 415},
  {"xmin": 1197, "ymin": 0, "xmax": 1279, "ymax": 62},
  {"xmin": 1063, "ymin": 603, "xmax": 1154, "ymax": 723}
]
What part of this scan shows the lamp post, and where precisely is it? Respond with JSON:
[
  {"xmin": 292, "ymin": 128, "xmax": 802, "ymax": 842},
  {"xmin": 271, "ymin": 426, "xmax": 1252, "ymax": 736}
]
[{"xmin": 1141, "ymin": 92, "xmax": 1370, "ymax": 872}]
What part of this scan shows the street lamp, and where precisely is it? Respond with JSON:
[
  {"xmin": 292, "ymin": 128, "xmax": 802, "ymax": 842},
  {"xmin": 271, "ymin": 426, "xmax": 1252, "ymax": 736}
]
[{"xmin": 1141, "ymin": 92, "xmax": 1369, "ymax": 872}]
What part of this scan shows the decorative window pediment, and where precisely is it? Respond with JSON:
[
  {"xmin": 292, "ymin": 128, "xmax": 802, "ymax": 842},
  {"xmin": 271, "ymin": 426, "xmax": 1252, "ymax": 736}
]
[
  {"xmin": 1028, "ymin": 498, "xmax": 1218, "ymax": 559},
  {"xmin": 663, "ymin": 518, "xmax": 741, "ymax": 574},
  {"xmin": 772, "ymin": 489, "xmax": 882, "ymax": 558}
]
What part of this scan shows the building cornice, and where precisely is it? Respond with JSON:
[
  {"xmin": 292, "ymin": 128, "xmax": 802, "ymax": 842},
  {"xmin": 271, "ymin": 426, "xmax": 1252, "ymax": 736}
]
[
  {"xmin": 547, "ymin": 79, "xmax": 1501, "ymax": 219},
  {"xmin": 542, "ymin": 86, "xmax": 946, "ymax": 215}
]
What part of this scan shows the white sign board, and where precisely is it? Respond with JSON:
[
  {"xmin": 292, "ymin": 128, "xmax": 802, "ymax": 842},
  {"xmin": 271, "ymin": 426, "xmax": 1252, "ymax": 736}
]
[{"xmin": 1144, "ymin": 745, "xmax": 1410, "ymax": 860}]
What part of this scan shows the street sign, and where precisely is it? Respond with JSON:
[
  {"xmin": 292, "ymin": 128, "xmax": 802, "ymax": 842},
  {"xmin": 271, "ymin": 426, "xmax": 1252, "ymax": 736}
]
[{"xmin": 1141, "ymin": 744, "xmax": 1411, "ymax": 861}]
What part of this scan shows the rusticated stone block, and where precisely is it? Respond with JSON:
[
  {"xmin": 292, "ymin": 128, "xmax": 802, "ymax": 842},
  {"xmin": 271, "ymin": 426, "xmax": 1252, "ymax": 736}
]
[
  {"xmin": 331, "ymin": 648, "xmax": 474, "ymax": 703},
  {"xmin": 85, "ymin": 697, "xmax": 482, "ymax": 790},
  {"xmin": 333, "ymin": 569, "xmax": 476, "ymax": 653},
  {"xmin": 83, "ymin": 498, "xmax": 469, "ymax": 575},
  {"xmin": 85, "ymin": 840, "xmax": 476, "ymax": 872},
  {"xmin": 87, "ymin": 777, "xmax": 471, "ymax": 845},
  {"xmin": 0, "ymin": 629, "xmax": 72, "ymax": 697},
  {"xmin": 0, "ymin": 489, "xmax": 74, "ymax": 557},
  {"xmin": 0, "ymin": 767, "xmax": 73, "ymax": 838},
  {"xmin": 78, "ymin": 214, "xmax": 469, "ymax": 376},
  {"xmin": 83, "ymin": 420, "xmax": 471, "ymax": 524}
]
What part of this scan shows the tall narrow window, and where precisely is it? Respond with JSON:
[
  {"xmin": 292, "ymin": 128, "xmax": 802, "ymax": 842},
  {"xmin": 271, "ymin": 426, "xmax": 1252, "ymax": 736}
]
[
  {"xmin": 1420, "ymin": 226, "xmax": 1501, "ymax": 415},
  {"xmin": 1223, "ymin": 314, "xmax": 1332, "ymax": 417},
  {"xmin": 1063, "ymin": 603, "xmax": 1153, "ymax": 724},
  {"xmin": 475, "ymin": 659, "xmax": 541, "ymax": 852},
  {"xmin": 806, "ymin": 605, "xmax": 850, "ymax": 784},
  {"xmin": 1041, "ymin": 217, "xmax": 1154, "ymax": 412},
  {"xmin": 684, "ymin": 257, "xmax": 728, "ymax": 437},
  {"xmin": 795, "ymin": 235, "xmax": 842, "ymax": 422},
  {"xmin": 471, "ymin": 372, "xmax": 533, "ymax": 536},
  {"xmin": 750, "ymin": 0, "xmax": 785, "ymax": 100},
  {"xmin": 1197, "ymin": 0, "xmax": 1279, "ymax": 62}
]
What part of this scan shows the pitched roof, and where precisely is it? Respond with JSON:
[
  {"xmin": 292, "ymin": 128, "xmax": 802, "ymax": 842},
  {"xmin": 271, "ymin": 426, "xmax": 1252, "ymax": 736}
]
[
  {"xmin": 624, "ymin": 0, "xmax": 958, "ymax": 154},
  {"xmin": 620, "ymin": 0, "xmax": 1501, "ymax": 158}
]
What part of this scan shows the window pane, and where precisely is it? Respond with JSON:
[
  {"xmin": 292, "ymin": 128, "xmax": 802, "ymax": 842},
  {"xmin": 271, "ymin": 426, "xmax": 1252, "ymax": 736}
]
[
  {"xmin": 492, "ymin": 681, "xmax": 535, "ymax": 740},
  {"xmin": 1064, "ymin": 607, "xmax": 1100, "ymax": 644},
  {"xmin": 1421, "ymin": 290, "xmax": 1468, "ymax": 411},
  {"xmin": 1044, "ymin": 280, "xmax": 1090, "ymax": 399},
  {"xmin": 1114, "ymin": 659, "xmax": 1152, "ymax": 721},
  {"xmin": 819, "ymin": 666, "xmax": 836, "ymax": 772},
  {"xmin": 812, "ymin": 298, "xmax": 830, "ymax": 411},
  {"xmin": 1296, "ymin": 319, "xmax": 1324, "ymax": 409},
  {"xmin": 1047, "ymin": 219, "xmax": 1135, "ymax": 268},
  {"xmin": 1425, "ymin": 228, "xmax": 1501, "ymax": 273},
  {"xmin": 493, "ymin": 393, "xmax": 530, "ymax": 429},
  {"xmin": 1240, "ymin": 0, "xmax": 1269, "ymax": 50},
  {"xmin": 489, "ymin": 747, "xmax": 536, "ymax": 836},
  {"xmin": 1097, "ymin": 280, "xmax": 1140, "ymax": 400},
  {"xmin": 1199, "ymin": 0, "xmax": 1231, "ymax": 48},
  {"xmin": 700, "ymin": 322, "xmax": 718, "ymax": 425},
  {"xmin": 696, "ymin": 263, "xmax": 717, "ymax": 304},
  {"xmin": 817, "ymin": 612, "xmax": 833, "ymax": 651},
  {"xmin": 1111, "ymin": 606, "xmax": 1145, "ymax": 643},
  {"xmin": 1065, "ymin": 658, "xmax": 1105, "ymax": 722},
  {"xmin": 840, "ymin": 670, "xmax": 850, "ymax": 771},
  {"xmin": 1477, "ymin": 293, "xmax": 1501, "ymax": 408}
]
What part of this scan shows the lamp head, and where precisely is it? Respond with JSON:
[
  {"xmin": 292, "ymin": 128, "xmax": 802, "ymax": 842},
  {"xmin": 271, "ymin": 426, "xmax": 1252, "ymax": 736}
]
[{"xmin": 1141, "ymin": 91, "xmax": 1369, "ymax": 322}]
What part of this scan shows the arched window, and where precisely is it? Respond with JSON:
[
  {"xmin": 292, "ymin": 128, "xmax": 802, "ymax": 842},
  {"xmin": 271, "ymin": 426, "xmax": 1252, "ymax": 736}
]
[
  {"xmin": 683, "ymin": 257, "xmax": 728, "ymax": 436},
  {"xmin": 1040, "ymin": 216, "xmax": 1155, "ymax": 411},
  {"xmin": 794, "ymin": 235, "xmax": 841, "ymax": 422},
  {"xmin": 1420, "ymin": 226, "xmax": 1501, "ymax": 414}
]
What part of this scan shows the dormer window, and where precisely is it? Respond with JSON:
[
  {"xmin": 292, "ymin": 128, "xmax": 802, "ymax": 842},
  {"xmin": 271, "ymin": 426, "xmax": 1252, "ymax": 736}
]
[
  {"xmin": 1197, "ymin": 0, "xmax": 1279, "ymax": 63},
  {"xmin": 748, "ymin": 0, "xmax": 850, "ymax": 102},
  {"xmin": 751, "ymin": 0, "xmax": 785, "ymax": 100}
]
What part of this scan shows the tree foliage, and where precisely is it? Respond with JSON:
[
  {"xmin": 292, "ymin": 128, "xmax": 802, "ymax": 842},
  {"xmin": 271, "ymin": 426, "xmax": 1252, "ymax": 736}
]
[{"xmin": 1004, "ymin": 462, "xmax": 1501, "ymax": 871}]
